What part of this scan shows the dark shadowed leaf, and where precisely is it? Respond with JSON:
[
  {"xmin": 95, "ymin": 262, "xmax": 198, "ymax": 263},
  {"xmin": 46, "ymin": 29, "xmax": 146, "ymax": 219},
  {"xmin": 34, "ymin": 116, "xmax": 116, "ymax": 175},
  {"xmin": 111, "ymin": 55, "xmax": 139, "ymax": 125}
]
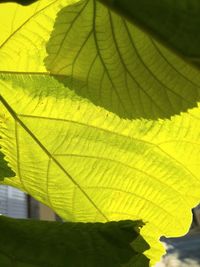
[
  {"xmin": 45, "ymin": 0, "xmax": 200, "ymax": 120},
  {"xmin": 99, "ymin": 0, "xmax": 200, "ymax": 63},
  {"xmin": 0, "ymin": 151, "xmax": 15, "ymax": 181},
  {"xmin": 0, "ymin": 216, "xmax": 149, "ymax": 267},
  {"xmin": 0, "ymin": 0, "xmax": 37, "ymax": 5}
]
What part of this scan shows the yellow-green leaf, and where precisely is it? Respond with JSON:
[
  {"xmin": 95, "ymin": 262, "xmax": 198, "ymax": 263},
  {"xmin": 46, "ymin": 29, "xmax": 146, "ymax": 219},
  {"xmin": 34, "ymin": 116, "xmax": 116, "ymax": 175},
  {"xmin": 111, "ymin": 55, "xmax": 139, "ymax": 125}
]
[
  {"xmin": 1, "ymin": 75, "xmax": 200, "ymax": 265},
  {"xmin": 1, "ymin": 0, "xmax": 200, "ymax": 266},
  {"xmin": 45, "ymin": 0, "xmax": 200, "ymax": 120},
  {"xmin": 0, "ymin": 0, "xmax": 79, "ymax": 73}
]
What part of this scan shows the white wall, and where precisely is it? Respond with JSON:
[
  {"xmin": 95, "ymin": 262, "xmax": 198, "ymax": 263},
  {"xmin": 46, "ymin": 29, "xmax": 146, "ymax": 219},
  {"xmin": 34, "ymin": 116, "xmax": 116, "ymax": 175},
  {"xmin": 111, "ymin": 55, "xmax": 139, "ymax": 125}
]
[{"xmin": 0, "ymin": 185, "xmax": 27, "ymax": 218}]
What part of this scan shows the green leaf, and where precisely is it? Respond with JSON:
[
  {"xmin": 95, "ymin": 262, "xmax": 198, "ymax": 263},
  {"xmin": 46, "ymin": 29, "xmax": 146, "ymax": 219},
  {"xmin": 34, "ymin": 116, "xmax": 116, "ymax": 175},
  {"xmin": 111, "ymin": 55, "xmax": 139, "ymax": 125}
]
[
  {"xmin": 98, "ymin": 0, "xmax": 200, "ymax": 62},
  {"xmin": 1, "ymin": 74, "xmax": 200, "ymax": 265},
  {"xmin": 0, "ymin": 216, "xmax": 149, "ymax": 267},
  {"xmin": 45, "ymin": 0, "xmax": 200, "ymax": 120},
  {"xmin": 0, "ymin": 151, "xmax": 15, "ymax": 180},
  {"xmin": 1, "ymin": 0, "xmax": 200, "ymax": 266}
]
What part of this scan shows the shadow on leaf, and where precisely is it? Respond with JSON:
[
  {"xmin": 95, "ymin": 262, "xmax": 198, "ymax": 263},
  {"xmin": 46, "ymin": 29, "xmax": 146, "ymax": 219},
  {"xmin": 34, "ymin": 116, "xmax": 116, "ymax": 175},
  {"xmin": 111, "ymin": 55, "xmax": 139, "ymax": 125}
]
[{"xmin": 45, "ymin": 0, "xmax": 200, "ymax": 120}]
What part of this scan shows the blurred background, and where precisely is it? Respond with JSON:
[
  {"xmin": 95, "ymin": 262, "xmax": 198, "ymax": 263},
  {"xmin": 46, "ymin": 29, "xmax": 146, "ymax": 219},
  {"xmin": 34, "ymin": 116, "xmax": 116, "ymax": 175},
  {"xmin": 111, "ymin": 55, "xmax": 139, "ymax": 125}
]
[
  {"xmin": 155, "ymin": 214, "xmax": 200, "ymax": 267},
  {"xmin": 1, "ymin": 184, "xmax": 200, "ymax": 267}
]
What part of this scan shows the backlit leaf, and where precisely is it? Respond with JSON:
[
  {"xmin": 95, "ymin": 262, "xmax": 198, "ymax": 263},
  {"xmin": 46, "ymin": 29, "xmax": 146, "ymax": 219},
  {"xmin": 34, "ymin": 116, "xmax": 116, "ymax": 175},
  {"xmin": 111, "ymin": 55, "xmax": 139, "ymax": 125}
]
[
  {"xmin": 45, "ymin": 0, "xmax": 200, "ymax": 120},
  {"xmin": 1, "ymin": 75, "xmax": 200, "ymax": 265},
  {"xmin": 0, "ymin": 0, "xmax": 79, "ymax": 73},
  {"xmin": 1, "ymin": 0, "xmax": 200, "ymax": 266}
]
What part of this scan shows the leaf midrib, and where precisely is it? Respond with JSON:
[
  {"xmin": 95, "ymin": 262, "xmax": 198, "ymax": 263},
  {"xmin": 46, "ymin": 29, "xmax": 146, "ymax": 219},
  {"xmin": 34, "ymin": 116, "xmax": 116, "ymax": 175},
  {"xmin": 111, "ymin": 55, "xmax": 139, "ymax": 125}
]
[{"xmin": 0, "ymin": 93, "xmax": 108, "ymax": 221}]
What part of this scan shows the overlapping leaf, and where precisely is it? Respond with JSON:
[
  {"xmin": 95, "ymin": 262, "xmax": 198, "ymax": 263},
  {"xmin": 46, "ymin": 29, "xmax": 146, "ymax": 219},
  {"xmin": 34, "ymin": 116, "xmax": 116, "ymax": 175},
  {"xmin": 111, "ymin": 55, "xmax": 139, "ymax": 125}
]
[
  {"xmin": 0, "ymin": 0, "xmax": 79, "ymax": 73},
  {"xmin": 46, "ymin": 0, "xmax": 200, "ymax": 120},
  {"xmin": 0, "ymin": 0, "xmax": 200, "ymax": 266},
  {"xmin": 0, "ymin": 216, "xmax": 148, "ymax": 267},
  {"xmin": 99, "ymin": 0, "xmax": 200, "ymax": 62},
  {"xmin": 0, "ymin": 152, "xmax": 15, "ymax": 180},
  {"xmin": 1, "ymin": 75, "xmax": 200, "ymax": 265},
  {"xmin": 0, "ymin": 0, "xmax": 37, "ymax": 5}
]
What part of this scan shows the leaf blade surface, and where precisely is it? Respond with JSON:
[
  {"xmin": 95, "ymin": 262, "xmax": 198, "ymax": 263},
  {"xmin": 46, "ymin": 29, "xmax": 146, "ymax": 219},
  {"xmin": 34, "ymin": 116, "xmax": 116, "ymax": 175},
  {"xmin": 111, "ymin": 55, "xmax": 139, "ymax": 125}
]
[
  {"xmin": 1, "ymin": 0, "xmax": 200, "ymax": 265},
  {"xmin": 45, "ymin": 0, "xmax": 200, "ymax": 119},
  {"xmin": 0, "ymin": 216, "xmax": 148, "ymax": 267},
  {"xmin": 1, "ymin": 75, "xmax": 200, "ymax": 264}
]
